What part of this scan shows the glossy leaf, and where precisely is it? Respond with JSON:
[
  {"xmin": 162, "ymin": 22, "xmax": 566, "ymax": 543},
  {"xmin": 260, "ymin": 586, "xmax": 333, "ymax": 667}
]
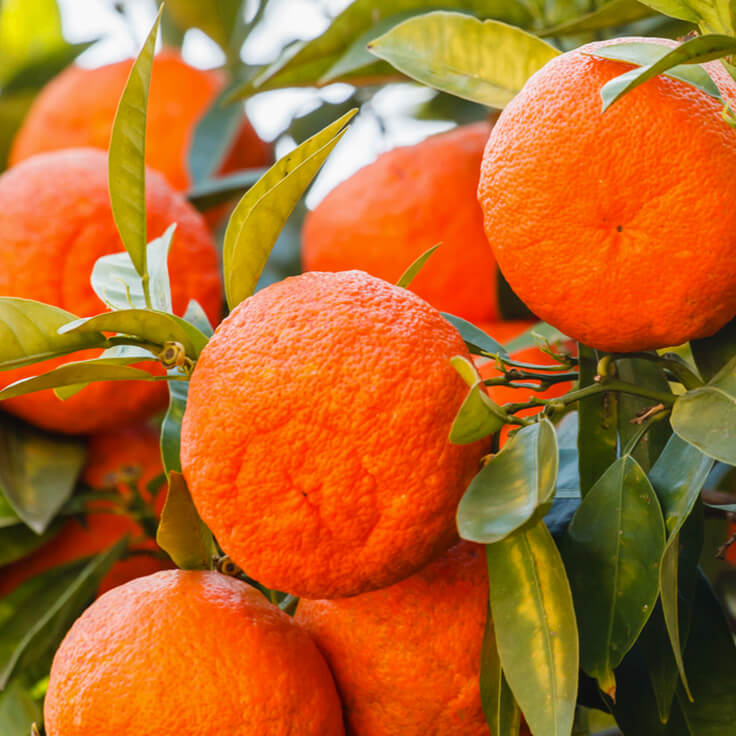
[
  {"xmin": 671, "ymin": 355, "xmax": 736, "ymax": 464},
  {"xmin": 0, "ymin": 522, "xmax": 61, "ymax": 567},
  {"xmin": 480, "ymin": 610, "xmax": 521, "ymax": 736},
  {"xmin": 90, "ymin": 225, "xmax": 176, "ymax": 313},
  {"xmin": 223, "ymin": 109, "xmax": 356, "ymax": 310},
  {"xmin": 457, "ymin": 419, "xmax": 558, "ymax": 543},
  {"xmin": 441, "ymin": 314, "xmax": 508, "ymax": 356},
  {"xmin": 450, "ymin": 381, "xmax": 507, "ymax": 444},
  {"xmin": 0, "ymin": 299, "xmax": 106, "ymax": 373},
  {"xmin": 232, "ymin": 0, "xmax": 533, "ymax": 97},
  {"xmin": 0, "ymin": 541, "xmax": 126, "ymax": 689},
  {"xmin": 541, "ymin": 0, "xmax": 654, "ymax": 37},
  {"xmin": 0, "ymin": 415, "xmax": 86, "ymax": 534},
  {"xmin": 60, "ymin": 308, "xmax": 208, "ymax": 360},
  {"xmin": 563, "ymin": 455, "xmax": 665, "ymax": 696},
  {"xmin": 595, "ymin": 35, "xmax": 734, "ymax": 111},
  {"xmin": 396, "ymin": 243, "xmax": 440, "ymax": 288},
  {"xmin": 577, "ymin": 345, "xmax": 617, "ymax": 496},
  {"xmin": 108, "ymin": 7, "xmax": 162, "ymax": 279},
  {"xmin": 157, "ymin": 471, "xmax": 216, "ymax": 570},
  {"xmin": 186, "ymin": 168, "xmax": 267, "ymax": 211},
  {"xmin": 368, "ymin": 12, "xmax": 559, "ymax": 109},
  {"xmin": 486, "ymin": 520, "xmax": 578, "ymax": 736}
]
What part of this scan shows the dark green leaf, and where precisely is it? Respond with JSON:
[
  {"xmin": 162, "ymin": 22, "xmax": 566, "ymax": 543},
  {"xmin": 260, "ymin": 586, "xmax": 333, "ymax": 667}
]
[
  {"xmin": 108, "ymin": 6, "xmax": 162, "ymax": 279},
  {"xmin": 161, "ymin": 380, "xmax": 188, "ymax": 477},
  {"xmin": 0, "ymin": 299, "xmax": 106, "ymax": 373},
  {"xmin": 496, "ymin": 268, "xmax": 536, "ymax": 322},
  {"xmin": 396, "ymin": 243, "xmax": 440, "ymax": 288},
  {"xmin": 458, "ymin": 419, "xmax": 558, "ymax": 543},
  {"xmin": 156, "ymin": 471, "xmax": 216, "ymax": 570},
  {"xmin": 441, "ymin": 313, "xmax": 508, "ymax": 356},
  {"xmin": 0, "ymin": 522, "xmax": 61, "ymax": 567},
  {"xmin": 562, "ymin": 455, "xmax": 665, "ymax": 696},
  {"xmin": 223, "ymin": 109, "xmax": 356, "ymax": 310},
  {"xmin": 368, "ymin": 12, "xmax": 559, "ymax": 108},
  {"xmin": 690, "ymin": 316, "xmax": 736, "ymax": 382},
  {"xmin": 186, "ymin": 168, "xmax": 267, "ymax": 212},
  {"xmin": 486, "ymin": 519, "xmax": 578, "ymax": 736},
  {"xmin": 577, "ymin": 346, "xmax": 617, "ymax": 497},
  {"xmin": 541, "ymin": 0, "xmax": 654, "ymax": 37},
  {"xmin": 0, "ymin": 540, "xmax": 126, "ymax": 689},
  {"xmin": 0, "ymin": 678, "xmax": 41, "ymax": 736},
  {"xmin": 0, "ymin": 415, "xmax": 86, "ymax": 534}
]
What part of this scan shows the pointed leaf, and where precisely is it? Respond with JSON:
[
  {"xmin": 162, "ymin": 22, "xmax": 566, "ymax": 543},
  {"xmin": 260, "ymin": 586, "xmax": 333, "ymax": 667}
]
[
  {"xmin": 108, "ymin": 7, "xmax": 162, "ymax": 278},
  {"xmin": 396, "ymin": 243, "xmax": 440, "ymax": 288},
  {"xmin": 368, "ymin": 12, "xmax": 559, "ymax": 108},
  {"xmin": 457, "ymin": 419, "xmax": 558, "ymax": 543},
  {"xmin": 486, "ymin": 520, "xmax": 578, "ymax": 736},
  {"xmin": 441, "ymin": 313, "xmax": 508, "ymax": 356},
  {"xmin": 450, "ymin": 382, "xmax": 507, "ymax": 444},
  {"xmin": 223, "ymin": 109, "xmax": 356, "ymax": 309},
  {"xmin": 157, "ymin": 471, "xmax": 216, "ymax": 570}
]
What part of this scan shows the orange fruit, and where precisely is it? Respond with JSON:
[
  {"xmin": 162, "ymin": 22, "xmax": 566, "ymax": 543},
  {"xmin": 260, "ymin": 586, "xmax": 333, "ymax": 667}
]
[
  {"xmin": 478, "ymin": 37, "xmax": 736, "ymax": 352},
  {"xmin": 0, "ymin": 148, "xmax": 222, "ymax": 434},
  {"xmin": 302, "ymin": 123, "xmax": 498, "ymax": 323},
  {"xmin": 296, "ymin": 541, "xmax": 530, "ymax": 735},
  {"xmin": 0, "ymin": 423, "xmax": 169, "ymax": 598},
  {"xmin": 10, "ymin": 48, "xmax": 271, "ymax": 192},
  {"xmin": 44, "ymin": 569, "xmax": 345, "ymax": 736},
  {"xmin": 181, "ymin": 270, "xmax": 486, "ymax": 599}
]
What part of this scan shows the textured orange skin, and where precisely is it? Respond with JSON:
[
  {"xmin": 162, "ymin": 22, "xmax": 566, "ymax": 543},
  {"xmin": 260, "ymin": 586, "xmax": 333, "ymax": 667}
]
[
  {"xmin": 44, "ymin": 570, "xmax": 345, "ymax": 736},
  {"xmin": 478, "ymin": 37, "xmax": 736, "ymax": 353},
  {"xmin": 181, "ymin": 270, "xmax": 485, "ymax": 599},
  {"xmin": 0, "ymin": 148, "xmax": 222, "ymax": 434},
  {"xmin": 9, "ymin": 49, "xmax": 271, "ymax": 192},
  {"xmin": 302, "ymin": 123, "xmax": 498, "ymax": 323},
  {"xmin": 0, "ymin": 424, "xmax": 169, "ymax": 598}
]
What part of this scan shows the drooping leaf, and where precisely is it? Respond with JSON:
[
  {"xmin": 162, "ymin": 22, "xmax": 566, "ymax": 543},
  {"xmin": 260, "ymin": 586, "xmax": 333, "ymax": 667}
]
[
  {"xmin": 593, "ymin": 35, "xmax": 735, "ymax": 111},
  {"xmin": 457, "ymin": 419, "xmax": 558, "ymax": 543},
  {"xmin": 90, "ymin": 225, "xmax": 176, "ymax": 313},
  {"xmin": 0, "ymin": 415, "xmax": 86, "ymax": 534},
  {"xmin": 441, "ymin": 314, "xmax": 508, "ymax": 356},
  {"xmin": 0, "ymin": 299, "xmax": 107, "ymax": 373},
  {"xmin": 562, "ymin": 455, "xmax": 665, "ymax": 696},
  {"xmin": 368, "ymin": 12, "xmax": 559, "ymax": 109},
  {"xmin": 156, "ymin": 472, "xmax": 216, "ymax": 570},
  {"xmin": 396, "ymin": 243, "xmax": 440, "ymax": 289},
  {"xmin": 671, "ymin": 355, "xmax": 736, "ymax": 464},
  {"xmin": 540, "ymin": 0, "xmax": 654, "ymax": 37},
  {"xmin": 486, "ymin": 519, "xmax": 578, "ymax": 736},
  {"xmin": 186, "ymin": 168, "xmax": 267, "ymax": 212},
  {"xmin": 107, "ymin": 6, "xmax": 162, "ymax": 279},
  {"xmin": 0, "ymin": 541, "xmax": 126, "ymax": 689},
  {"xmin": 0, "ymin": 522, "xmax": 62, "ymax": 567},
  {"xmin": 223, "ymin": 109, "xmax": 356, "ymax": 310}
]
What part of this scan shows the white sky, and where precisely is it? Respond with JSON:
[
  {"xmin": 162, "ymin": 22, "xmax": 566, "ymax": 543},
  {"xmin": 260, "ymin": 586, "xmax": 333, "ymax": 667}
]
[{"xmin": 55, "ymin": 0, "xmax": 451, "ymax": 205}]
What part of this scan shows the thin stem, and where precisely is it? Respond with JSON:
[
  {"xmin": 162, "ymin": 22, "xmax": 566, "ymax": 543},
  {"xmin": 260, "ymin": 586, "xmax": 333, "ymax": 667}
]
[{"xmin": 622, "ymin": 409, "xmax": 670, "ymax": 456}]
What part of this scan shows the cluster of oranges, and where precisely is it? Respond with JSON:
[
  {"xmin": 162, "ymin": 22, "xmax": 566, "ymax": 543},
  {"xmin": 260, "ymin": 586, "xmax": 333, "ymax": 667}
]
[{"xmin": 3, "ymin": 32, "xmax": 736, "ymax": 736}]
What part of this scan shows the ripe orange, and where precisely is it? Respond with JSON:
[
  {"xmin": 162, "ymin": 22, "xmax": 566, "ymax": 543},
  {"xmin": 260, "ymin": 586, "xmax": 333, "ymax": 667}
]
[
  {"xmin": 302, "ymin": 123, "xmax": 498, "ymax": 323},
  {"xmin": 181, "ymin": 270, "xmax": 486, "ymax": 599},
  {"xmin": 44, "ymin": 569, "xmax": 345, "ymax": 736},
  {"xmin": 0, "ymin": 423, "xmax": 169, "ymax": 598},
  {"xmin": 0, "ymin": 148, "xmax": 222, "ymax": 434},
  {"xmin": 9, "ymin": 49, "xmax": 271, "ymax": 192},
  {"xmin": 296, "ymin": 541, "xmax": 530, "ymax": 735},
  {"xmin": 478, "ymin": 37, "xmax": 736, "ymax": 352}
]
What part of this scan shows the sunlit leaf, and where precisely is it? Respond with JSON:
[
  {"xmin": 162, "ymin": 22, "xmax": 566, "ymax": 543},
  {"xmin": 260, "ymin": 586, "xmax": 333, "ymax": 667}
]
[
  {"xmin": 457, "ymin": 419, "xmax": 558, "ymax": 543},
  {"xmin": 396, "ymin": 243, "xmax": 440, "ymax": 289},
  {"xmin": 223, "ymin": 109, "xmax": 356, "ymax": 310},
  {"xmin": 164, "ymin": 0, "xmax": 242, "ymax": 53},
  {"xmin": 562, "ymin": 455, "xmax": 665, "ymax": 696},
  {"xmin": 450, "ymin": 381, "xmax": 507, "ymax": 444},
  {"xmin": 638, "ymin": 0, "xmax": 732, "ymax": 31},
  {"xmin": 540, "ymin": 0, "xmax": 654, "ymax": 37},
  {"xmin": 108, "ymin": 6, "xmax": 162, "ymax": 279},
  {"xmin": 486, "ymin": 519, "xmax": 578, "ymax": 736},
  {"xmin": 368, "ymin": 12, "xmax": 559, "ymax": 108}
]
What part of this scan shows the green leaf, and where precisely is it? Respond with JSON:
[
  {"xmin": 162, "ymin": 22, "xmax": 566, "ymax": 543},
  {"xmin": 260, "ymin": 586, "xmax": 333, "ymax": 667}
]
[
  {"xmin": 108, "ymin": 6, "xmax": 162, "ymax": 280},
  {"xmin": 638, "ymin": 0, "xmax": 733, "ymax": 31},
  {"xmin": 540, "ymin": 0, "xmax": 654, "ymax": 37},
  {"xmin": 450, "ymin": 380, "xmax": 507, "ymax": 444},
  {"xmin": 186, "ymin": 168, "xmax": 267, "ymax": 212},
  {"xmin": 0, "ymin": 415, "xmax": 86, "ymax": 534},
  {"xmin": 671, "ymin": 355, "xmax": 736, "ymax": 464},
  {"xmin": 0, "ymin": 299, "xmax": 107, "ymax": 373},
  {"xmin": 457, "ymin": 419, "xmax": 558, "ymax": 543},
  {"xmin": 223, "ymin": 109, "xmax": 356, "ymax": 310},
  {"xmin": 60, "ymin": 308, "xmax": 208, "ymax": 360},
  {"xmin": 649, "ymin": 436, "xmax": 713, "ymax": 698},
  {"xmin": 156, "ymin": 471, "xmax": 216, "ymax": 570},
  {"xmin": 0, "ymin": 678, "xmax": 41, "ymax": 736},
  {"xmin": 231, "ymin": 0, "xmax": 534, "ymax": 97},
  {"xmin": 562, "ymin": 455, "xmax": 665, "ymax": 696},
  {"xmin": 503, "ymin": 322, "xmax": 569, "ymax": 354},
  {"xmin": 0, "ymin": 522, "xmax": 61, "ymax": 567},
  {"xmin": 0, "ymin": 541, "xmax": 126, "ymax": 689},
  {"xmin": 480, "ymin": 609, "xmax": 521, "ymax": 736},
  {"xmin": 496, "ymin": 269, "xmax": 536, "ymax": 322},
  {"xmin": 396, "ymin": 243, "xmax": 440, "ymax": 288},
  {"xmin": 441, "ymin": 313, "xmax": 508, "ymax": 356},
  {"xmin": 90, "ymin": 224, "xmax": 176, "ymax": 313},
  {"xmin": 368, "ymin": 12, "xmax": 559, "ymax": 108},
  {"xmin": 577, "ymin": 346, "xmax": 617, "ymax": 497},
  {"xmin": 486, "ymin": 519, "xmax": 578, "ymax": 736},
  {"xmin": 690, "ymin": 317, "xmax": 736, "ymax": 382},
  {"xmin": 164, "ymin": 0, "xmax": 242, "ymax": 53}
]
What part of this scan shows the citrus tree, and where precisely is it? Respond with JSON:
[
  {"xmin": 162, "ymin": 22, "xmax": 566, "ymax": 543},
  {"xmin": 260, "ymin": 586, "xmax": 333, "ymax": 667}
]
[{"xmin": 0, "ymin": 0, "xmax": 735, "ymax": 734}]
